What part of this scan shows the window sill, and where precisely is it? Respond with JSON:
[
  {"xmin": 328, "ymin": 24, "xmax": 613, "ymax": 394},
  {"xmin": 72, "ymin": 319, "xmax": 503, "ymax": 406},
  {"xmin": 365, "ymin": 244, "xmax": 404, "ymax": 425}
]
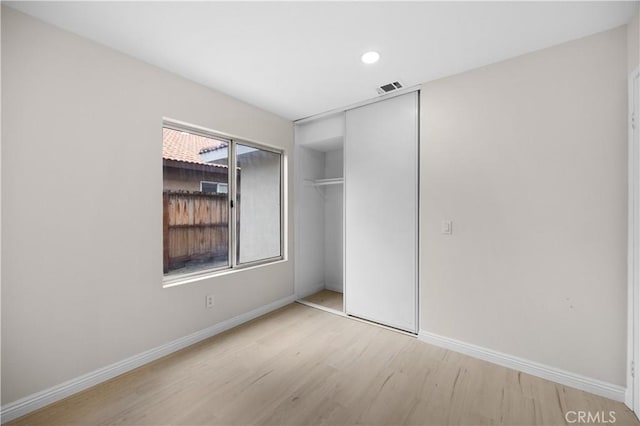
[{"xmin": 162, "ymin": 257, "xmax": 286, "ymax": 288}]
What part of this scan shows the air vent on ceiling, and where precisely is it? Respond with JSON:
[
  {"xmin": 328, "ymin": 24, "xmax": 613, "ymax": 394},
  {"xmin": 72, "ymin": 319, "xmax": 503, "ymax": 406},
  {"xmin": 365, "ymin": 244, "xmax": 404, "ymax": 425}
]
[{"xmin": 377, "ymin": 81, "xmax": 403, "ymax": 95}]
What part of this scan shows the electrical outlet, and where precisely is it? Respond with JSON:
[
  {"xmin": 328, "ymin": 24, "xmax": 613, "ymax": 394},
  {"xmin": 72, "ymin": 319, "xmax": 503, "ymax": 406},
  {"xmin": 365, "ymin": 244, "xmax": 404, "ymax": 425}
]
[{"xmin": 205, "ymin": 294, "xmax": 215, "ymax": 309}]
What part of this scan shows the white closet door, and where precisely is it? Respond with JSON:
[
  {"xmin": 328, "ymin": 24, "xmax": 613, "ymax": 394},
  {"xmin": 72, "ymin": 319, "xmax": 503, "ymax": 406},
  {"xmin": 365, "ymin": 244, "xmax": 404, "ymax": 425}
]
[{"xmin": 345, "ymin": 91, "xmax": 418, "ymax": 333}]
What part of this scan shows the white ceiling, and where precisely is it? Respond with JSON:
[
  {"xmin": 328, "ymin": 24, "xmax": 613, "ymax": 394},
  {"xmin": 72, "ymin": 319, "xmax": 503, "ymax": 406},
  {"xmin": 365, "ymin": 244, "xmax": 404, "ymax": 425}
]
[{"xmin": 7, "ymin": 1, "xmax": 639, "ymax": 121}]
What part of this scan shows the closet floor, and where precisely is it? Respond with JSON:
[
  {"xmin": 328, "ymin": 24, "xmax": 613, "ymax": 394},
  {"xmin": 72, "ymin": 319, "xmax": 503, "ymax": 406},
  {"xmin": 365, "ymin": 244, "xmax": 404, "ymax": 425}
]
[{"xmin": 302, "ymin": 289, "xmax": 343, "ymax": 311}]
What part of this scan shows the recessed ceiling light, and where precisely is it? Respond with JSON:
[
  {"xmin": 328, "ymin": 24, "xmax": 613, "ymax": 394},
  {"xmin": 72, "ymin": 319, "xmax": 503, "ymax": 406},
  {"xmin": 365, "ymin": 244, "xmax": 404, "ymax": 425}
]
[{"xmin": 361, "ymin": 51, "xmax": 380, "ymax": 64}]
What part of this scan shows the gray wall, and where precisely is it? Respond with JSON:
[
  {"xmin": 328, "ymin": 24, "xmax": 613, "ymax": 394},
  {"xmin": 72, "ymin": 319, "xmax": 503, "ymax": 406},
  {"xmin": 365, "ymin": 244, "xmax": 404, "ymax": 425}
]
[
  {"xmin": 1, "ymin": 7, "xmax": 294, "ymax": 405},
  {"xmin": 420, "ymin": 26, "xmax": 628, "ymax": 385},
  {"xmin": 238, "ymin": 150, "xmax": 282, "ymax": 263},
  {"xmin": 163, "ymin": 166, "xmax": 227, "ymax": 192}
]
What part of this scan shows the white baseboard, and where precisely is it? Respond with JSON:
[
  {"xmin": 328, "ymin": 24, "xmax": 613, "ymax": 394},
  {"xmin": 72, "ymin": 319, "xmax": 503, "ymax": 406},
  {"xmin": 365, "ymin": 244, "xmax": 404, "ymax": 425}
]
[
  {"xmin": 1, "ymin": 295, "xmax": 297, "ymax": 423},
  {"xmin": 418, "ymin": 330, "xmax": 626, "ymax": 403}
]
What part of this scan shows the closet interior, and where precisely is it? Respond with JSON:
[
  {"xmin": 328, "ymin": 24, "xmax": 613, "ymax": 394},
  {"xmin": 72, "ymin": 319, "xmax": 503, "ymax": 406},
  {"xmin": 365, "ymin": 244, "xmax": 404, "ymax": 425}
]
[{"xmin": 294, "ymin": 112, "xmax": 345, "ymax": 312}]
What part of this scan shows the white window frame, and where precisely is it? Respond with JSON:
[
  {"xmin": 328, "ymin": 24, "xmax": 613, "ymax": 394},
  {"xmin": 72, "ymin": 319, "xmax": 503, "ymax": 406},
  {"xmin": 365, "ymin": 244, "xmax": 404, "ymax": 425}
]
[{"xmin": 162, "ymin": 119, "xmax": 285, "ymax": 287}]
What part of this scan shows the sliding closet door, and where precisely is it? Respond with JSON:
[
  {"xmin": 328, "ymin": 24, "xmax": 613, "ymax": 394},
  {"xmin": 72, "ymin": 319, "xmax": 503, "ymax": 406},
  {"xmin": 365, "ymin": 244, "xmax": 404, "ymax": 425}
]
[{"xmin": 345, "ymin": 92, "xmax": 418, "ymax": 333}]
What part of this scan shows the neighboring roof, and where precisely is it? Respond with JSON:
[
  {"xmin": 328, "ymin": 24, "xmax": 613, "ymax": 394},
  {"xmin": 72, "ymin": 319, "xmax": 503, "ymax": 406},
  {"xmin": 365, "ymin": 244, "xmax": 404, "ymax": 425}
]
[
  {"xmin": 199, "ymin": 145, "xmax": 226, "ymax": 155},
  {"xmin": 162, "ymin": 127, "xmax": 228, "ymax": 168}
]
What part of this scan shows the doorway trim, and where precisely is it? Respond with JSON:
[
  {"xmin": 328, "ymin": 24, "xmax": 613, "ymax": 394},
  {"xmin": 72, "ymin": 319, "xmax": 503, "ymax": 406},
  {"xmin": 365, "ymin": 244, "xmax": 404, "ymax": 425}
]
[{"xmin": 627, "ymin": 67, "xmax": 640, "ymax": 413}]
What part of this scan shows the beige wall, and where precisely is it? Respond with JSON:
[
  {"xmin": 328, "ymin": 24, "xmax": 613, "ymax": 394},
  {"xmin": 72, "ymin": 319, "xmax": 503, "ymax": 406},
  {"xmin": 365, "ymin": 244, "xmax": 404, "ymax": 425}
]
[
  {"xmin": 420, "ymin": 26, "xmax": 628, "ymax": 385},
  {"xmin": 1, "ymin": 7, "xmax": 293, "ymax": 404}
]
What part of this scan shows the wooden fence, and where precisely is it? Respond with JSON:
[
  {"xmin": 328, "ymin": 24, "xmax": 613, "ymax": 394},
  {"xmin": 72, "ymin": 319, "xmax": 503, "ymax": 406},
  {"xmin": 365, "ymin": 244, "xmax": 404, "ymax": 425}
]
[{"xmin": 163, "ymin": 191, "xmax": 230, "ymax": 273}]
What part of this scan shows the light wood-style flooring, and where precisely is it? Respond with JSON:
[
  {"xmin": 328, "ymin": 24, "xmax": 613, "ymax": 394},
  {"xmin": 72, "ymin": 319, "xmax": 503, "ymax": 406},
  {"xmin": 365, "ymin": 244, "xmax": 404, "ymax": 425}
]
[
  {"xmin": 8, "ymin": 303, "xmax": 638, "ymax": 426},
  {"xmin": 302, "ymin": 289, "xmax": 344, "ymax": 311}
]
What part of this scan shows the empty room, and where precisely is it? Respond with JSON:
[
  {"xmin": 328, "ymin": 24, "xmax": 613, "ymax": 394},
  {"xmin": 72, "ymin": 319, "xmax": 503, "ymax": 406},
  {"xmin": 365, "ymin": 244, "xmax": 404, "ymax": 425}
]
[{"xmin": 2, "ymin": 1, "xmax": 640, "ymax": 425}]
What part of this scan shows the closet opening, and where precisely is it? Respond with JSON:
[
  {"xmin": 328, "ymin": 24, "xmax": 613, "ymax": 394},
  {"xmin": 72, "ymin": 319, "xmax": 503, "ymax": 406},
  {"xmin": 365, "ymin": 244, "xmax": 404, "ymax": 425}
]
[{"xmin": 294, "ymin": 112, "xmax": 345, "ymax": 314}]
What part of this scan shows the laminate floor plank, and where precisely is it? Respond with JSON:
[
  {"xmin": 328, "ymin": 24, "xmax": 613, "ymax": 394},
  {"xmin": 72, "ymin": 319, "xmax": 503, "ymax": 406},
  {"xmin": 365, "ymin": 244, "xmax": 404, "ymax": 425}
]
[{"xmin": 7, "ymin": 303, "xmax": 637, "ymax": 426}]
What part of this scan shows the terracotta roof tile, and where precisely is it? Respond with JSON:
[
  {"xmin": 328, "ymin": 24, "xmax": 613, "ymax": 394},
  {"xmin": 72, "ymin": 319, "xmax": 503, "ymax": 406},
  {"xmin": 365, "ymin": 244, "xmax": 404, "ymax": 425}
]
[
  {"xmin": 199, "ymin": 145, "xmax": 226, "ymax": 154},
  {"xmin": 163, "ymin": 128, "xmax": 228, "ymax": 168}
]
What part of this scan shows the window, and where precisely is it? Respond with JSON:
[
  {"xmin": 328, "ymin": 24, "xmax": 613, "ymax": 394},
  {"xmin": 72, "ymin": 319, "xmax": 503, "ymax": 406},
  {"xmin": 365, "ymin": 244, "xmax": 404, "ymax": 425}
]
[
  {"xmin": 162, "ymin": 123, "xmax": 283, "ymax": 282},
  {"xmin": 200, "ymin": 181, "xmax": 228, "ymax": 194}
]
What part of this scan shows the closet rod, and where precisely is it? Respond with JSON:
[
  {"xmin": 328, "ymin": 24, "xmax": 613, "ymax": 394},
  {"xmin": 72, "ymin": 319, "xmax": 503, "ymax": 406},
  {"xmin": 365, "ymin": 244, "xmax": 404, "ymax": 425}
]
[{"xmin": 304, "ymin": 178, "xmax": 344, "ymax": 187}]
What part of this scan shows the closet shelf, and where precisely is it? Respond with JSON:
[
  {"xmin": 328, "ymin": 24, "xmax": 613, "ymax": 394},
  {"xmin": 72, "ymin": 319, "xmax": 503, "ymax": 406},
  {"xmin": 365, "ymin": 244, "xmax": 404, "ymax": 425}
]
[{"xmin": 305, "ymin": 177, "xmax": 344, "ymax": 187}]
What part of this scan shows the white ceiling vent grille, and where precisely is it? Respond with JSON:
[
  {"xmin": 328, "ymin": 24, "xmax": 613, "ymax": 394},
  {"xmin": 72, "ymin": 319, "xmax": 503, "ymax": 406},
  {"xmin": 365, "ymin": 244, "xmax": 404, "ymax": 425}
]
[{"xmin": 376, "ymin": 81, "xmax": 403, "ymax": 95}]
